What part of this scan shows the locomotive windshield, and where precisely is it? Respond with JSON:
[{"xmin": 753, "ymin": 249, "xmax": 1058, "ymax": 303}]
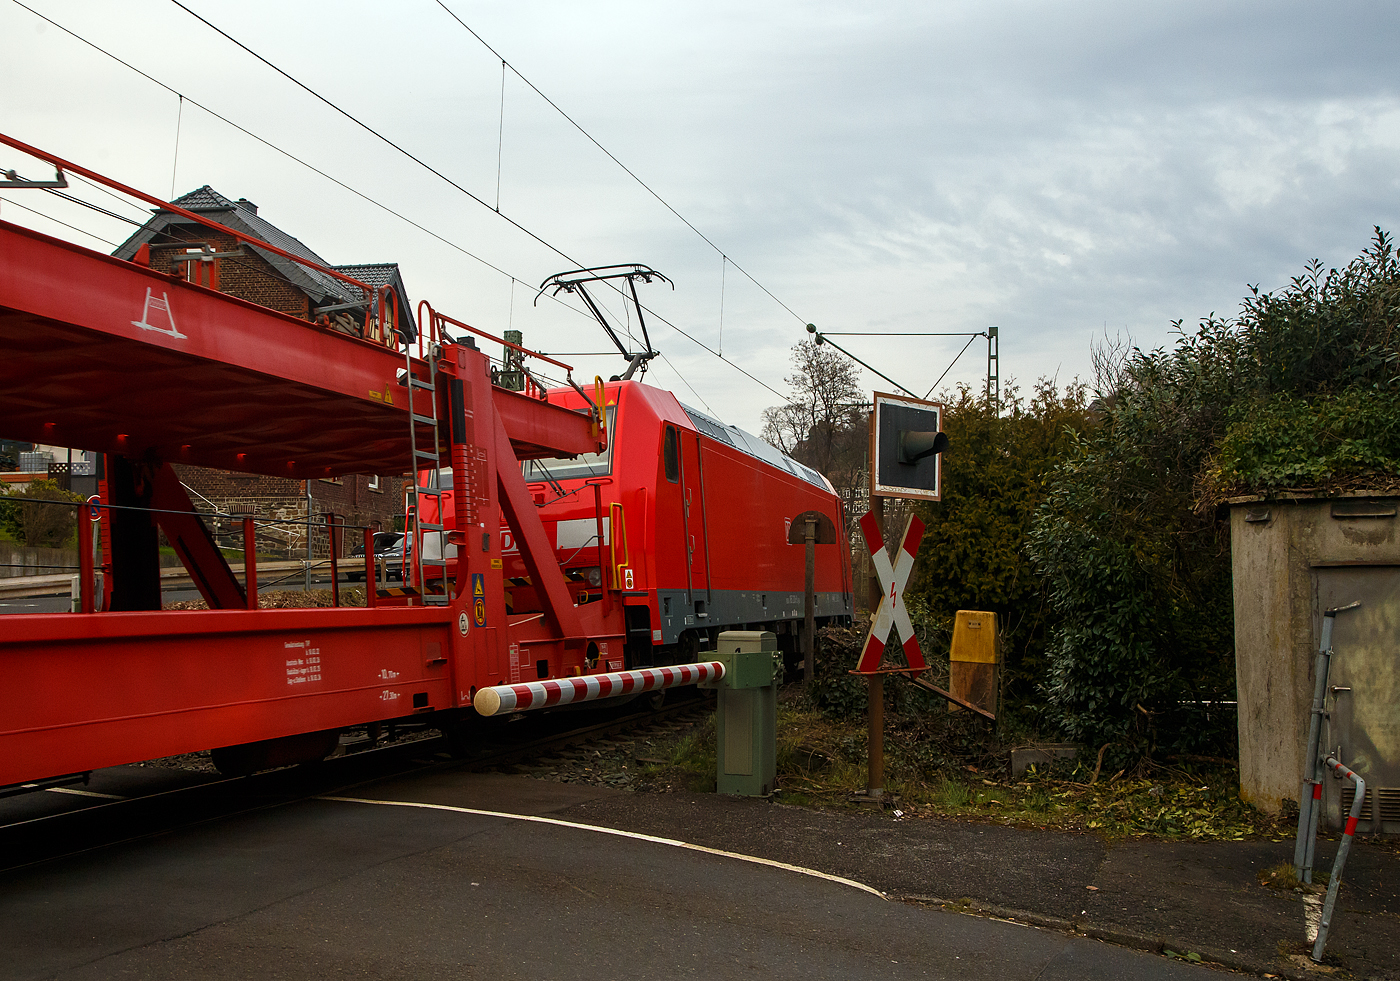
[{"xmin": 521, "ymin": 405, "xmax": 616, "ymax": 482}]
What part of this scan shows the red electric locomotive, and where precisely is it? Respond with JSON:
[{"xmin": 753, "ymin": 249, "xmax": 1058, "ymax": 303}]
[{"xmin": 418, "ymin": 378, "xmax": 854, "ymax": 673}]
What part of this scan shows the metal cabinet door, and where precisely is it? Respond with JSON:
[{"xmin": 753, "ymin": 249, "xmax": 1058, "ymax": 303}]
[{"xmin": 1314, "ymin": 565, "xmax": 1400, "ymax": 832}]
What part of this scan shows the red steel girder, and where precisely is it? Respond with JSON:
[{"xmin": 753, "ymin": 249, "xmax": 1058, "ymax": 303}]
[
  {"xmin": 0, "ymin": 220, "xmax": 423, "ymax": 478},
  {"xmin": 493, "ymin": 404, "xmax": 585, "ymax": 642},
  {"xmin": 149, "ymin": 461, "xmax": 245, "ymax": 609},
  {"xmin": 492, "ymin": 384, "xmax": 604, "ymax": 460}
]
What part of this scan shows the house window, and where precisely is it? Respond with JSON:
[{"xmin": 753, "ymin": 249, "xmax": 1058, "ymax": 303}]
[{"xmin": 368, "ymin": 474, "xmax": 382, "ymax": 493}]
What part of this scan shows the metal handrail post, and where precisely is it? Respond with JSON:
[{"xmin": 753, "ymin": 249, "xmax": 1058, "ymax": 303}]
[
  {"xmin": 243, "ymin": 517, "xmax": 258, "ymax": 610},
  {"xmin": 76, "ymin": 504, "xmax": 94, "ymax": 614},
  {"xmin": 363, "ymin": 528, "xmax": 377, "ymax": 609},
  {"xmin": 1312, "ymin": 756, "xmax": 1366, "ymax": 963},
  {"xmin": 1294, "ymin": 602, "xmax": 1360, "ymax": 881},
  {"xmin": 326, "ymin": 513, "xmax": 341, "ymax": 608},
  {"xmin": 1294, "ymin": 638, "xmax": 1332, "ymax": 881}
]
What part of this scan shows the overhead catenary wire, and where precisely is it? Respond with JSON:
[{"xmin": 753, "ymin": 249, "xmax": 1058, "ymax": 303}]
[
  {"xmin": 170, "ymin": 94, "xmax": 183, "ymax": 200},
  {"xmin": 0, "ymin": 195, "xmax": 120, "ymax": 248},
  {"xmin": 924, "ymin": 334, "xmax": 980, "ymax": 399},
  {"xmin": 10, "ymin": 169, "xmax": 468, "ymax": 341},
  {"xmin": 431, "ymin": 7, "xmax": 1006, "ymax": 406},
  {"xmin": 6, "ymin": 0, "xmax": 598, "ymax": 330},
  {"xmin": 163, "ymin": 0, "xmax": 795, "ymax": 408},
  {"xmin": 808, "ymin": 330, "xmax": 917, "ymax": 399},
  {"xmin": 658, "ymin": 351, "xmax": 716, "ymax": 418},
  {"xmin": 70, "ymin": 171, "xmax": 163, "ymax": 218},
  {"xmin": 39, "ymin": 184, "xmax": 149, "ymax": 228},
  {"xmin": 814, "ymin": 328, "xmax": 990, "ymax": 399},
  {"xmin": 166, "ymin": 0, "xmax": 600, "ymax": 288},
  {"xmin": 431, "ymin": 0, "xmax": 812, "ymax": 330},
  {"xmin": 10, "ymin": 155, "xmax": 627, "ymax": 397},
  {"xmin": 719, "ymin": 255, "xmax": 727, "ymax": 356},
  {"xmin": 14, "ymin": 175, "xmax": 373, "ymax": 313},
  {"xmin": 820, "ymin": 331, "xmax": 988, "ymax": 337},
  {"xmin": 495, "ymin": 59, "xmax": 506, "ymax": 213},
  {"xmin": 9, "ymin": 0, "xmax": 798, "ymax": 410}
]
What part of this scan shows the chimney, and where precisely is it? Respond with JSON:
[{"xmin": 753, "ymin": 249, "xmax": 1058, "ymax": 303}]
[{"xmin": 236, "ymin": 197, "xmax": 258, "ymax": 215}]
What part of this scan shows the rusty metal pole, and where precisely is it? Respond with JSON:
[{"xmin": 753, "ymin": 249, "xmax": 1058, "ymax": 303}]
[
  {"xmin": 1312, "ymin": 755, "xmax": 1366, "ymax": 963},
  {"xmin": 866, "ymin": 495, "xmax": 886, "ymax": 799},
  {"xmin": 868, "ymin": 673, "xmax": 885, "ymax": 797},
  {"xmin": 804, "ymin": 515, "xmax": 816, "ymax": 689}
]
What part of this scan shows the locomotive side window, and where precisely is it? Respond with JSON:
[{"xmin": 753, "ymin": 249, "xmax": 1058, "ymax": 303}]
[{"xmin": 663, "ymin": 425, "xmax": 679, "ymax": 482}]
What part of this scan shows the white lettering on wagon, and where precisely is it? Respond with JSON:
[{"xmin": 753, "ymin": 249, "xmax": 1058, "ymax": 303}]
[{"xmin": 285, "ymin": 647, "xmax": 322, "ymax": 685}]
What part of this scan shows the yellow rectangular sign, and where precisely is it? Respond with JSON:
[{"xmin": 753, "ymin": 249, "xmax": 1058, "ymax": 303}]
[{"xmin": 950, "ymin": 610, "xmax": 998, "ymax": 663}]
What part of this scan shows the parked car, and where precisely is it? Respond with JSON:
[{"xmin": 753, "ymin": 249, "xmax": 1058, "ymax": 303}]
[{"xmin": 346, "ymin": 531, "xmax": 405, "ymax": 582}]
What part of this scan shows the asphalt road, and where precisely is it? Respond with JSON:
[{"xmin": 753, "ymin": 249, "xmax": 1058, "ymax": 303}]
[{"xmin": 0, "ymin": 771, "xmax": 1215, "ymax": 981}]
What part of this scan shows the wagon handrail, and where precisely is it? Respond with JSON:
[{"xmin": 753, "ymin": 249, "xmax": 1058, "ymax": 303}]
[{"xmin": 0, "ymin": 132, "xmax": 393, "ymax": 349}]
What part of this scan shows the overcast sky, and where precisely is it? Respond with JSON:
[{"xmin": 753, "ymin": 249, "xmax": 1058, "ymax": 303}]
[{"xmin": 5, "ymin": 0, "xmax": 1399, "ymax": 432}]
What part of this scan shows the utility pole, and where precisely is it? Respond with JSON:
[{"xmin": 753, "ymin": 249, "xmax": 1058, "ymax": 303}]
[{"xmin": 986, "ymin": 325, "xmax": 1000, "ymax": 413}]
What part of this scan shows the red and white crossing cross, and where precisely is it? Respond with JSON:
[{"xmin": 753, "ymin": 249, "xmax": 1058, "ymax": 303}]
[{"xmin": 856, "ymin": 510, "xmax": 928, "ymax": 674}]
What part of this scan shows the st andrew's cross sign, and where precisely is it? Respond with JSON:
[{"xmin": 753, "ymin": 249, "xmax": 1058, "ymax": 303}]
[{"xmin": 855, "ymin": 510, "xmax": 928, "ymax": 675}]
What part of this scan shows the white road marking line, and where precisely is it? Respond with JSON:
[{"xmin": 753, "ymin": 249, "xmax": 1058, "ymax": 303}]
[
  {"xmin": 45, "ymin": 787, "xmax": 126, "ymax": 799},
  {"xmin": 320, "ymin": 795, "xmax": 886, "ymax": 900}
]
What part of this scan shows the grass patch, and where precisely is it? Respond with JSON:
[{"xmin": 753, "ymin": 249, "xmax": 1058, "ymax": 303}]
[
  {"xmin": 931, "ymin": 776, "xmax": 972, "ymax": 809},
  {"xmin": 1258, "ymin": 861, "xmax": 1300, "ymax": 890},
  {"xmin": 757, "ymin": 696, "xmax": 1285, "ymax": 840},
  {"xmin": 630, "ymin": 715, "xmax": 717, "ymax": 793},
  {"xmin": 774, "ymin": 705, "xmax": 869, "ymax": 804}
]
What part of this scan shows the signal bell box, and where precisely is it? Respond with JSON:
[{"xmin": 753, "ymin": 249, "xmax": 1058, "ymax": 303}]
[{"xmin": 870, "ymin": 391, "xmax": 947, "ymax": 501}]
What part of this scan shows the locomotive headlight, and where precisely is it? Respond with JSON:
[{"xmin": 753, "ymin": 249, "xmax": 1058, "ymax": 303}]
[{"xmin": 585, "ymin": 567, "xmax": 602, "ymax": 587}]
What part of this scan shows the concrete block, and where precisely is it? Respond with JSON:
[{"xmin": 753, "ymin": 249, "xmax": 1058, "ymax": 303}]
[{"xmin": 1011, "ymin": 743, "xmax": 1081, "ymax": 779}]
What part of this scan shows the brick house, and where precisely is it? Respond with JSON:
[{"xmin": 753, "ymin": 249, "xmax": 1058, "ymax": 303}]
[{"xmin": 112, "ymin": 188, "xmax": 412, "ymax": 558}]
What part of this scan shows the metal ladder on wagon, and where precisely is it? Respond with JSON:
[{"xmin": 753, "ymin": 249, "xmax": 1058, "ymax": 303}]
[{"xmin": 402, "ymin": 330, "xmax": 449, "ymax": 605}]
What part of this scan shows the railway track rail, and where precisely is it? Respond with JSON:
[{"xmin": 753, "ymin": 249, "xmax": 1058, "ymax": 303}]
[{"xmin": 0, "ymin": 694, "xmax": 712, "ymax": 875}]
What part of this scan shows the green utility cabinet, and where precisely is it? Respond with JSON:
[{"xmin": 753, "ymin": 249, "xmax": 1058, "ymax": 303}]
[{"xmin": 704, "ymin": 630, "xmax": 780, "ymax": 796}]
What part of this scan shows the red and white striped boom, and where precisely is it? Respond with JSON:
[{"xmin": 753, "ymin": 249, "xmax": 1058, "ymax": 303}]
[{"xmin": 473, "ymin": 662, "xmax": 725, "ymax": 716}]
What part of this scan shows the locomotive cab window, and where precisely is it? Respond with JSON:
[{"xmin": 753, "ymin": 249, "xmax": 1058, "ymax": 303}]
[
  {"xmin": 521, "ymin": 406, "xmax": 616, "ymax": 482},
  {"xmin": 663, "ymin": 425, "xmax": 679, "ymax": 482}
]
